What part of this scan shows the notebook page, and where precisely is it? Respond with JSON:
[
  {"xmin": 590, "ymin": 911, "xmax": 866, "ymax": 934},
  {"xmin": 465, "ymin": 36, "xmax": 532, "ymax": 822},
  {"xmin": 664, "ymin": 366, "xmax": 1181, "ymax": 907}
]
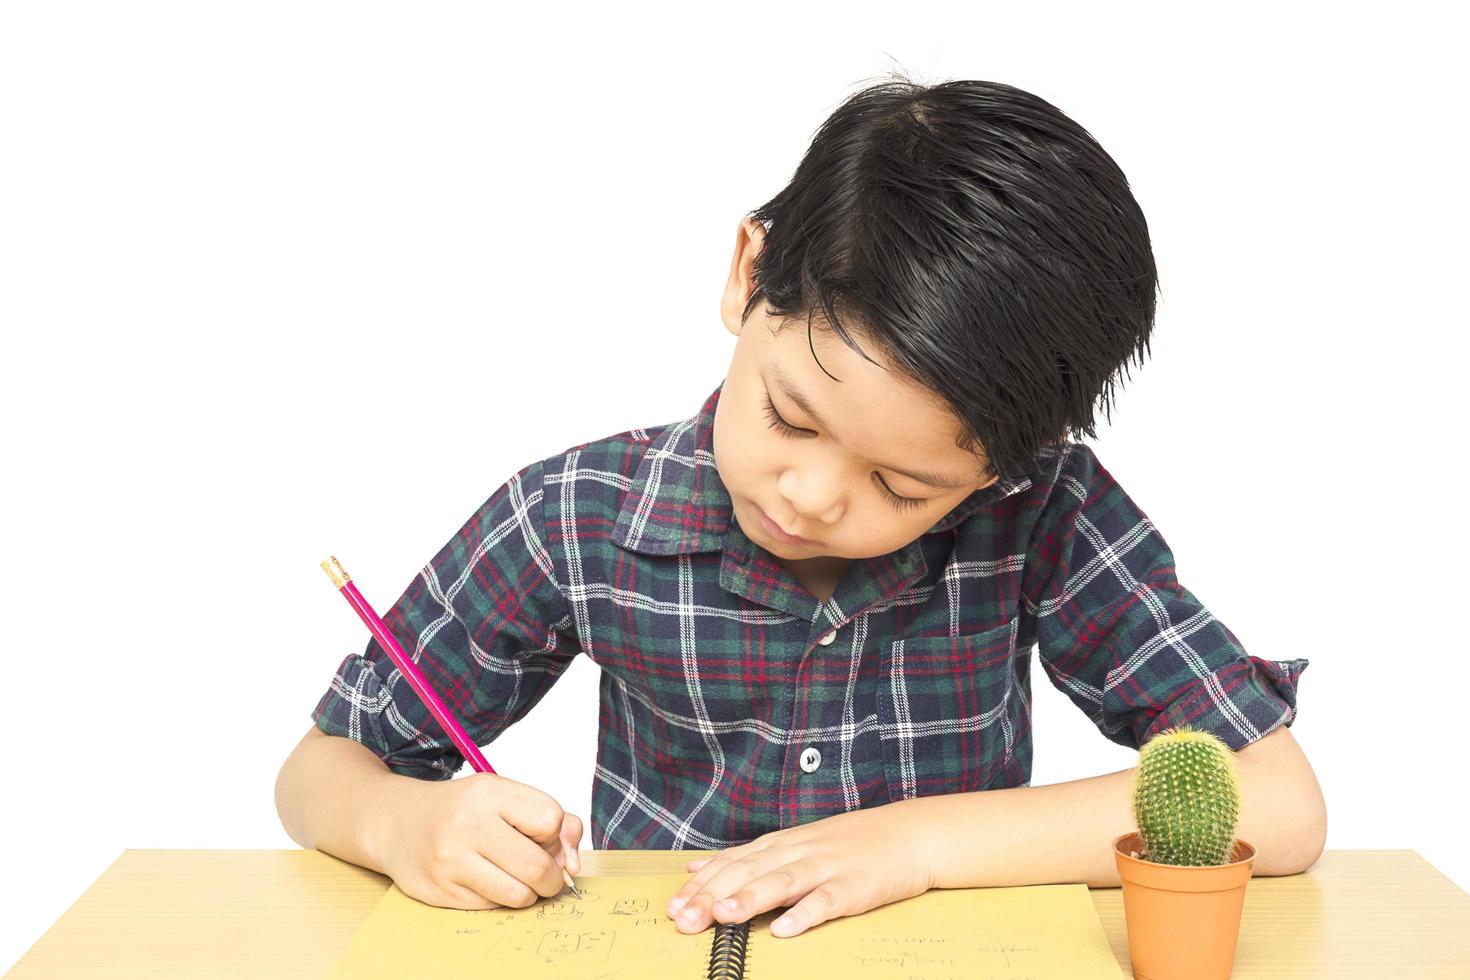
[
  {"xmin": 327, "ymin": 873, "xmax": 1124, "ymax": 979},
  {"xmin": 327, "ymin": 873, "xmax": 714, "ymax": 980},
  {"xmin": 737, "ymin": 882, "xmax": 1125, "ymax": 979}
]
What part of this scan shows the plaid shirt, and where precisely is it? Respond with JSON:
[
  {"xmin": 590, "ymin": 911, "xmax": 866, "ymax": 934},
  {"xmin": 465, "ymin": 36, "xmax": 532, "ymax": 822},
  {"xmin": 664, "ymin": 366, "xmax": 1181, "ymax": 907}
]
[{"xmin": 311, "ymin": 383, "xmax": 1308, "ymax": 850}]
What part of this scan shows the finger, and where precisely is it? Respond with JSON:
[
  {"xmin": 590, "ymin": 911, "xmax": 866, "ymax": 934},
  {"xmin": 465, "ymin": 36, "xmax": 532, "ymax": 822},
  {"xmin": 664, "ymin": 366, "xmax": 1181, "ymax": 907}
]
[
  {"xmin": 495, "ymin": 780, "xmax": 567, "ymax": 850},
  {"xmin": 560, "ymin": 813, "xmax": 584, "ymax": 875},
  {"xmin": 481, "ymin": 817, "xmax": 565, "ymax": 899},
  {"xmin": 686, "ymin": 857, "xmax": 713, "ymax": 872},
  {"xmin": 672, "ymin": 853, "xmax": 774, "ymax": 934},
  {"xmin": 667, "ymin": 851, "xmax": 737, "ymax": 918},
  {"xmin": 666, "ymin": 841, "xmax": 767, "ymax": 918},
  {"xmin": 770, "ymin": 882, "xmax": 847, "ymax": 938},
  {"xmin": 446, "ymin": 853, "xmax": 541, "ymax": 909},
  {"xmin": 709, "ymin": 862, "xmax": 816, "ymax": 925},
  {"xmin": 492, "ymin": 781, "xmax": 570, "ymax": 887}
]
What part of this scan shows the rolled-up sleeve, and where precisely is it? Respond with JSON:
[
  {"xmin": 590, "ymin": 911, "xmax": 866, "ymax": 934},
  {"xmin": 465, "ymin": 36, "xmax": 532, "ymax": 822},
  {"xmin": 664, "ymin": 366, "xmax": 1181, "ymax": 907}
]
[
  {"xmin": 310, "ymin": 456, "xmax": 580, "ymax": 779},
  {"xmin": 1022, "ymin": 444, "xmax": 1307, "ymax": 752}
]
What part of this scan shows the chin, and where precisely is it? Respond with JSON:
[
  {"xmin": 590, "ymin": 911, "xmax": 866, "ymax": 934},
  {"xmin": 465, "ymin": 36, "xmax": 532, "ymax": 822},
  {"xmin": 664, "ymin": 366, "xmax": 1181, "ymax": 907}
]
[{"xmin": 769, "ymin": 539, "xmax": 818, "ymax": 559}]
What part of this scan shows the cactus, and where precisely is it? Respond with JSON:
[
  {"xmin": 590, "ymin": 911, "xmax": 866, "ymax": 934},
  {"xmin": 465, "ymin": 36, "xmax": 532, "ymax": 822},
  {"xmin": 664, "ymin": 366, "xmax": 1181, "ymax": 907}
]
[{"xmin": 1131, "ymin": 725, "xmax": 1242, "ymax": 867}]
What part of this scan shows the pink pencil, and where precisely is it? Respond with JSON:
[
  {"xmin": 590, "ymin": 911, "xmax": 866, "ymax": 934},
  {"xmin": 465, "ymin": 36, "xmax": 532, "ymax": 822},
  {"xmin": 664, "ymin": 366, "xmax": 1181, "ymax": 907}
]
[{"xmin": 320, "ymin": 555, "xmax": 580, "ymax": 898}]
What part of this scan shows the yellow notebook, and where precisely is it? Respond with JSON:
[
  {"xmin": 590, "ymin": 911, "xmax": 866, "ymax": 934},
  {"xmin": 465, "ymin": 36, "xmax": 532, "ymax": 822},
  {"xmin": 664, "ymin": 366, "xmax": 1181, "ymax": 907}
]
[{"xmin": 328, "ymin": 872, "xmax": 1124, "ymax": 979}]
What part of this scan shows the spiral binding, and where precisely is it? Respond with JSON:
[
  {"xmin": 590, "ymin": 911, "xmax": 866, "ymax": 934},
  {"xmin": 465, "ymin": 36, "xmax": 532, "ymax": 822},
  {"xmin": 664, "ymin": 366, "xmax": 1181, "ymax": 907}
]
[{"xmin": 707, "ymin": 920, "xmax": 752, "ymax": 979}]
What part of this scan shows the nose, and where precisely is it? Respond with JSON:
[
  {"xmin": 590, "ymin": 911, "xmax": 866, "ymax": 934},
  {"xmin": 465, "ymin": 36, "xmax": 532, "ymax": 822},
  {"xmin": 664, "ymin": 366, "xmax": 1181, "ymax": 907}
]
[{"xmin": 776, "ymin": 466, "xmax": 845, "ymax": 526}]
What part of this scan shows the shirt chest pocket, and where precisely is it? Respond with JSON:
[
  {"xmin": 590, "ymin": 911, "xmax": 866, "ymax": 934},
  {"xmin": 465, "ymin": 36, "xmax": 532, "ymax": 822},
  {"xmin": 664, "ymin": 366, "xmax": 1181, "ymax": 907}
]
[{"xmin": 876, "ymin": 616, "xmax": 1023, "ymax": 801}]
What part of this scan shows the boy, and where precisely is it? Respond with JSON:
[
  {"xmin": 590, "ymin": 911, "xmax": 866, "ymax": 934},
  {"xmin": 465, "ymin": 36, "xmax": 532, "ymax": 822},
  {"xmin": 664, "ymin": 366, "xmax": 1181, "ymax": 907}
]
[{"xmin": 275, "ymin": 76, "xmax": 1326, "ymax": 940}]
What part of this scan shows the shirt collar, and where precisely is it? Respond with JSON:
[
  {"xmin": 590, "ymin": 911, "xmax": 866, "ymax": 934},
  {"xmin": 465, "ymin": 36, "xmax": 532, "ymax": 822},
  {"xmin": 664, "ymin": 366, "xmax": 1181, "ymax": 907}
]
[{"xmin": 611, "ymin": 382, "xmax": 1035, "ymax": 557}]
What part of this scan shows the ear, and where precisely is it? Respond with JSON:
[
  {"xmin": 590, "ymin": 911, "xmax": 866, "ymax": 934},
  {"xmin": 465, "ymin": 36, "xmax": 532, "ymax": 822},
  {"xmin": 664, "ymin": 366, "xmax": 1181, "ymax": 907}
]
[{"xmin": 720, "ymin": 216, "xmax": 767, "ymax": 338}]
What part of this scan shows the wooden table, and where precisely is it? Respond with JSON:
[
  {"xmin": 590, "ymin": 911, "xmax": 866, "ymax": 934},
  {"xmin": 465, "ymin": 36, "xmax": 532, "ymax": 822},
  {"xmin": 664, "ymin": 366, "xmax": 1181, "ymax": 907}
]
[{"xmin": 7, "ymin": 849, "xmax": 1469, "ymax": 977}]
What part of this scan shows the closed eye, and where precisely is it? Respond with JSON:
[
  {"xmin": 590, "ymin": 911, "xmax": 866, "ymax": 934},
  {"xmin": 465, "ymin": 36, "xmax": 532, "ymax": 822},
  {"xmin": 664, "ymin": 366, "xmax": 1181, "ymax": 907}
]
[
  {"xmin": 761, "ymin": 392, "xmax": 808, "ymax": 438},
  {"xmin": 761, "ymin": 392, "xmax": 927, "ymax": 513}
]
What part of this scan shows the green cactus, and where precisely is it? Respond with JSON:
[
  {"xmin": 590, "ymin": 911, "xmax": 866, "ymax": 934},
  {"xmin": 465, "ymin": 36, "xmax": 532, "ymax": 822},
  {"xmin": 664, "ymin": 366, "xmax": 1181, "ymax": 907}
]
[{"xmin": 1131, "ymin": 725, "xmax": 1242, "ymax": 867}]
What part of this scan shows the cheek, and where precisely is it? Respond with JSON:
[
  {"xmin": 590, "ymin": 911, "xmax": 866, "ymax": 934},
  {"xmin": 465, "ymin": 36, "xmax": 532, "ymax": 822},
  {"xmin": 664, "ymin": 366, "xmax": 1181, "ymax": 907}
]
[
  {"xmin": 712, "ymin": 406, "xmax": 771, "ymax": 488},
  {"xmin": 857, "ymin": 494, "xmax": 949, "ymax": 544},
  {"xmin": 868, "ymin": 511, "xmax": 923, "ymax": 547}
]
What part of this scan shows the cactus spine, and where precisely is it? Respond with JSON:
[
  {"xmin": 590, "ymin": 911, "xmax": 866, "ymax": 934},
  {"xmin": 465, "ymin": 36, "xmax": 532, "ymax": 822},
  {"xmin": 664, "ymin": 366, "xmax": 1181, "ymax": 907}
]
[{"xmin": 1131, "ymin": 725, "xmax": 1242, "ymax": 867}]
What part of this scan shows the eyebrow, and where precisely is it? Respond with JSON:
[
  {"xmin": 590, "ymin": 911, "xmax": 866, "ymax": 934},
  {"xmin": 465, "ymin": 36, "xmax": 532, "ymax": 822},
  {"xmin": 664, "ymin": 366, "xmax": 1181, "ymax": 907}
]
[{"xmin": 768, "ymin": 364, "xmax": 973, "ymax": 491}]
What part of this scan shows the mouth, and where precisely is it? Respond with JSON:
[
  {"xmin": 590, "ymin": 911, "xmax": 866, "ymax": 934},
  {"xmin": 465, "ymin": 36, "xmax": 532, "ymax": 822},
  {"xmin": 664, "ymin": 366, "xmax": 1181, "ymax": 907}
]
[{"xmin": 753, "ymin": 501, "xmax": 818, "ymax": 546}]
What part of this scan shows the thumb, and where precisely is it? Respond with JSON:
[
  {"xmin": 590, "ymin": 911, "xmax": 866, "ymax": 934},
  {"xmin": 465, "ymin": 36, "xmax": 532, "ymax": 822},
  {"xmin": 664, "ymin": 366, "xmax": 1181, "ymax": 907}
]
[{"xmin": 560, "ymin": 812, "xmax": 584, "ymax": 875}]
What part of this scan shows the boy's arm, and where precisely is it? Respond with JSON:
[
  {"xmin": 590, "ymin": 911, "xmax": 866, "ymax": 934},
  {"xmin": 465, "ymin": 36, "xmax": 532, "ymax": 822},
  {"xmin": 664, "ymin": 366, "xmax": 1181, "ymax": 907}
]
[
  {"xmin": 279, "ymin": 455, "xmax": 582, "ymax": 882},
  {"xmin": 277, "ymin": 722, "xmax": 585, "ymax": 906},
  {"xmin": 304, "ymin": 456, "xmax": 579, "ymax": 781},
  {"xmin": 912, "ymin": 722, "xmax": 1327, "ymax": 889},
  {"xmin": 1022, "ymin": 443, "xmax": 1310, "ymax": 759},
  {"xmin": 667, "ymin": 444, "xmax": 1322, "ymax": 936},
  {"xmin": 972, "ymin": 441, "xmax": 1325, "ymax": 884},
  {"xmin": 664, "ymin": 724, "xmax": 1326, "ymax": 937},
  {"xmin": 275, "ymin": 725, "xmax": 416, "ymax": 873}
]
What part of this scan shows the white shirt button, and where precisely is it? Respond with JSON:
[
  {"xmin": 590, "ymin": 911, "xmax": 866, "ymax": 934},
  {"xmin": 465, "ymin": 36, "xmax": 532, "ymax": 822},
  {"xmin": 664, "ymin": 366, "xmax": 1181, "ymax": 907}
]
[
  {"xmin": 817, "ymin": 630, "xmax": 836, "ymax": 646},
  {"xmin": 799, "ymin": 746, "xmax": 822, "ymax": 773}
]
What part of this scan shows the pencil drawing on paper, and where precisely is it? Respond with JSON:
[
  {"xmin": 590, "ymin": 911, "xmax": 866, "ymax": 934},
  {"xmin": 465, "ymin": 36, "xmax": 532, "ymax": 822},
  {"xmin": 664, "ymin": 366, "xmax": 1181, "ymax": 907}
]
[
  {"xmin": 535, "ymin": 928, "xmax": 614, "ymax": 961},
  {"xmin": 536, "ymin": 901, "xmax": 584, "ymax": 921},
  {"xmin": 611, "ymin": 897, "xmax": 649, "ymax": 915}
]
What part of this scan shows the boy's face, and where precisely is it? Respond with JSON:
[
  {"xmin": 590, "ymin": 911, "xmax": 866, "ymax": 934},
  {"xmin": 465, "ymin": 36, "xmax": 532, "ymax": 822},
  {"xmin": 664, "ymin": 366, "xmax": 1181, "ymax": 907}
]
[{"xmin": 713, "ymin": 217, "xmax": 999, "ymax": 563}]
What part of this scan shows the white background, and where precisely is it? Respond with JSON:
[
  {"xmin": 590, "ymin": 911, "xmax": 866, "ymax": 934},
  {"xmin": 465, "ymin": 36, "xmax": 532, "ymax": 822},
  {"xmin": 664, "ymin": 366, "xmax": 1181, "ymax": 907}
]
[{"xmin": 3, "ymin": 1, "xmax": 1465, "ymax": 971}]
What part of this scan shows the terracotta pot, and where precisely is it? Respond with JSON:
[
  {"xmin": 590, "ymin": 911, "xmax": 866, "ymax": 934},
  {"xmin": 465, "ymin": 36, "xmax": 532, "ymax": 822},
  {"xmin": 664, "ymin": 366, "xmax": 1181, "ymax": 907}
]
[{"xmin": 1112, "ymin": 831, "xmax": 1256, "ymax": 980}]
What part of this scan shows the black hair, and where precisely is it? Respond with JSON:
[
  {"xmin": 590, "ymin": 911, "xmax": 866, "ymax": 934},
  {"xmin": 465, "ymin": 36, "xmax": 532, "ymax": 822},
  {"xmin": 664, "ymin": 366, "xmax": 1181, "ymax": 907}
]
[{"xmin": 741, "ymin": 72, "xmax": 1159, "ymax": 484}]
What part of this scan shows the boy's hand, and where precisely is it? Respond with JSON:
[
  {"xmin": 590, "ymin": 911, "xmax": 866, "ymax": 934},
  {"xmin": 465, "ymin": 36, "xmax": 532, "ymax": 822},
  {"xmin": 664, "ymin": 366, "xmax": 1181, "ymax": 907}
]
[
  {"xmin": 376, "ymin": 771, "xmax": 583, "ymax": 910},
  {"xmin": 664, "ymin": 801, "xmax": 934, "ymax": 937}
]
